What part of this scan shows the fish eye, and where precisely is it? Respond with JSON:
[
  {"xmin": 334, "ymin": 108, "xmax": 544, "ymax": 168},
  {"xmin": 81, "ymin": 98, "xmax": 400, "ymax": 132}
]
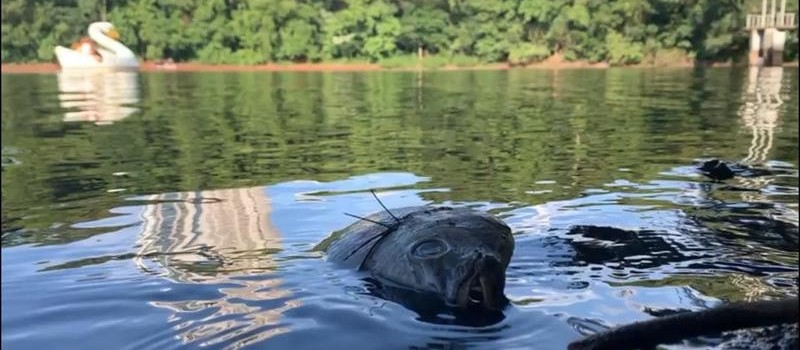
[{"xmin": 411, "ymin": 239, "xmax": 450, "ymax": 259}]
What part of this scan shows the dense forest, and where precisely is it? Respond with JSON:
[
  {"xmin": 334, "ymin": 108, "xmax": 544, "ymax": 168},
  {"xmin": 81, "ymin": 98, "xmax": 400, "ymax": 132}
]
[{"xmin": 1, "ymin": 0, "xmax": 798, "ymax": 65}]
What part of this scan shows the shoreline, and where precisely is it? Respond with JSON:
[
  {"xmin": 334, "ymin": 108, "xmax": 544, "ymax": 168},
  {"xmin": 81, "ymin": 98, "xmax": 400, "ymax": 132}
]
[{"xmin": 2, "ymin": 60, "xmax": 797, "ymax": 74}]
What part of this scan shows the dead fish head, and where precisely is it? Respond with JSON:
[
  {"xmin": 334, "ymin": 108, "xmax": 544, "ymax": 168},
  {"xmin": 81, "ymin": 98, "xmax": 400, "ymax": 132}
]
[{"xmin": 358, "ymin": 207, "xmax": 514, "ymax": 311}]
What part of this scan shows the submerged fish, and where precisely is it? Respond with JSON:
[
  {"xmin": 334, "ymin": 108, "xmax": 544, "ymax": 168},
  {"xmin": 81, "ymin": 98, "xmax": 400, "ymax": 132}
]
[{"xmin": 697, "ymin": 159, "xmax": 773, "ymax": 181}]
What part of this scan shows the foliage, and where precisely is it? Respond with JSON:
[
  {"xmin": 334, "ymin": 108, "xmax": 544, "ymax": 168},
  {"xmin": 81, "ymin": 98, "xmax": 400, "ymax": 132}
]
[
  {"xmin": 448, "ymin": 54, "xmax": 481, "ymax": 67},
  {"xmin": 605, "ymin": 31, "xmax": 644, "ymax": 65},
  {"xmin": 508, "ymin": 43, "xmax": 550, "ymax": 65},
  {"xmin": 1, "ymin": 0, "xmax": 797, "ymax": 64},
  {"xmin": 377, "ymin": 54, "xmax": 462, "ymax": 68},
  {"xmin": 378, "ymin": 54, "xmax": 420, "ymax": 68}
]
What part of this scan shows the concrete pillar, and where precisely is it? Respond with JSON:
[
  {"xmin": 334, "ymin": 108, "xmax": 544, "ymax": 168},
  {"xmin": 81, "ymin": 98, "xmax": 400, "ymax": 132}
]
[
  {"xmin": 780, "ymin": 0, "xmax": 786, "ymax": 21},
  {"xmin": 770, "ymin": 0, "xmax": 777, "ymax": 28},
  {"xmin": 764, "ymin": 28, "xmax": 775, "ymax": 65},
  {"xmin": 762, "ymin": 0, "xmax": 768, "ymax": 26},
  {"xmin": 750, "ymin": 30, "xmax": 764, "ymax": 66},
  {"xmin": 770, "ymin": 30, "xmax": 785, "ymax": 66},
  {"xmin": 761, "ymin": 28, "xmax": 787, "ymax": 67},
  {"xmin": 771, "ymin": 0, "xmax": 776, "ymax": 18}
]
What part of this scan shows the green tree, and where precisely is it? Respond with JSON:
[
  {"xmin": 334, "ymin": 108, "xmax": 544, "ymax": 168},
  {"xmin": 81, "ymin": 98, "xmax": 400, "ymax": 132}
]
[
  {"xmin": 322, "ymin": 0, "xmax": 401, "ymax": 61},
  {"xmin": 1, "ymin": 0, "xmax": 797, "ymax": 64},
  {"xmin": 396, "ymin": 1, "xmax": 450, "ymax": 56},
  {"xmin": 229, "ymin": 0, "xmax": 278, "ymax": 64}
]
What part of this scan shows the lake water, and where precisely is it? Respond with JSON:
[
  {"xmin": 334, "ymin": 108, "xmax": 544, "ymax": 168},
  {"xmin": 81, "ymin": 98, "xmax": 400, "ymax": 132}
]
[{"xmin": 2, "ymin": 68, "xmax": 798, "ymax": 350}]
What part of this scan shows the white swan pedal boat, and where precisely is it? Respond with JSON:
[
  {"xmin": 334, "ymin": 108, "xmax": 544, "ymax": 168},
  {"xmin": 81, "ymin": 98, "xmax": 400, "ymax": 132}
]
[{"xmin": 54, "ymin": 22, "xmax": 139, "ymax": 70}]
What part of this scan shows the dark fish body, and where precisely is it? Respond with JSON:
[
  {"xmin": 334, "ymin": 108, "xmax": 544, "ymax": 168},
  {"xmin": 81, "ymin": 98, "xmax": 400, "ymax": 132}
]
[
  {"xmin": 317, "ymin": 206, "xmax": 514, "ymax": 310},
  {"xmin": 697, "ymin": 159, "xmax": 772, "ymax": 181},
  {"xmin": 698, "ymin": 159, "xmax": 736, "ymax": 181}
]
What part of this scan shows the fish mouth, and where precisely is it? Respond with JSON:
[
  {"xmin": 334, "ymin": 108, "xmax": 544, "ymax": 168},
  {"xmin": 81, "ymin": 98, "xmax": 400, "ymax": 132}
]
[{"xmin": 453, "ymin": 254, "xmax": 507, "ymax": 310}]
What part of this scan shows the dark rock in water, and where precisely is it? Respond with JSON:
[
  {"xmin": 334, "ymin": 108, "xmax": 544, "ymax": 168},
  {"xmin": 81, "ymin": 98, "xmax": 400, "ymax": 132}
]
[
  {"xmin": 316, "ymin": 205, "xmax": 514, "ymax": 313},
  {"xmin": 698, "ymin": 159, "xmax": 736, "ymax": 181},
  {"xmin": 697, "ymin": 159, "xmax": 774, "ymax": 181}
]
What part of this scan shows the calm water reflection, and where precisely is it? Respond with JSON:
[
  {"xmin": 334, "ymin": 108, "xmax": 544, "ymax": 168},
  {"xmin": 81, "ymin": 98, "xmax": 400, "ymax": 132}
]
[
  {"xmin": 58, "ymin": 70, "xmax": 139, "ymax": 125},
  {"xmin": 136, "ymin": 187, "xmax": 294, "ymax": 347},
  {"xmin": 2, "ymin": 67, "xmax": 798, "ymax": 350}
]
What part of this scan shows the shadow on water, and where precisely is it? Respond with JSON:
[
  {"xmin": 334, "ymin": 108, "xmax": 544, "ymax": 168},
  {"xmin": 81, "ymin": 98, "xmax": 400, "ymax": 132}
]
[{"xmin": 1, "ymin": 67, "xmax": 798, "ymax": 350}]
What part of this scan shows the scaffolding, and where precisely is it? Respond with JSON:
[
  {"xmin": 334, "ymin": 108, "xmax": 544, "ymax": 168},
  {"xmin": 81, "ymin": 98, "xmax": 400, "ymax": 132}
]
[{"xmin": 747, "ymin": 0, "xmax": 797, "ymax": 66}]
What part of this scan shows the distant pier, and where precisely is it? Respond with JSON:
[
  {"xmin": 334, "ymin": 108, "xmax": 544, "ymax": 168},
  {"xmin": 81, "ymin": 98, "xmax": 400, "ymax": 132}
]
[{"xmin": 746, "ymin": 0, "xmax": 797, "ymax": 66}]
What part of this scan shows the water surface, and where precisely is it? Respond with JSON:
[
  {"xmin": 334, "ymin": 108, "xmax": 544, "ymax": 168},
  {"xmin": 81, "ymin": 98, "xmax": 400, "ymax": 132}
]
[{"xmin": 2, "ymin": 67, "xmax": 798, "ymax": 350}]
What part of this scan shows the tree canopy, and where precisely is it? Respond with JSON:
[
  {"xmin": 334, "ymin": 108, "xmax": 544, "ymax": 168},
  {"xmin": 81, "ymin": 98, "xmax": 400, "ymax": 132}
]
[{"xmin": 1, "ymin": 0, "xmax": 797, "ymax": 64}]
